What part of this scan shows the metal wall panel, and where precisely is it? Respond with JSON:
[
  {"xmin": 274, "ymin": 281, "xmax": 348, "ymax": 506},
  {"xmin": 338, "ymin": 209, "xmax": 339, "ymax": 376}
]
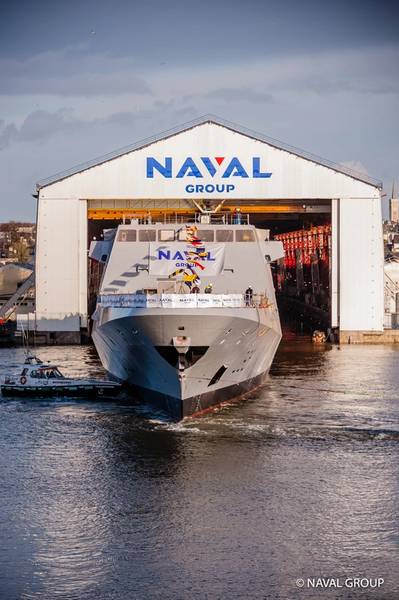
[
  {"xmin": 339, "ymin": 197, "xmax": 383, "ymax": 331},
  {"xmin": 35, "ymin": 197, "xmax": 86, "ymax": 331}
]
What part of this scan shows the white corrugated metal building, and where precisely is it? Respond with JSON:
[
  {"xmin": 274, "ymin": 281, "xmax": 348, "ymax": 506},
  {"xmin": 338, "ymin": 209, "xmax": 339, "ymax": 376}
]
[{"xmin": 35, "ymin": 115, "xmax": 383, "ymax": 342}]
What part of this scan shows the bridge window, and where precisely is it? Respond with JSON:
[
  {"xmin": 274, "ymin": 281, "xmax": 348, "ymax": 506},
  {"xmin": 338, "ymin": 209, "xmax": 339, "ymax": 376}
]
[
  {"xmin": 177, "ymin": 228, "xmax": 214, "ymax": 242},
  {"xmin": 31, "ymin": 370, "xmax": 45, "ymax": 379},
  {"xmin": 159, "ymin": 229, "xmax": 175, "ymax": 241},
  {"xmin": 118, "ymin": 229, "xmax": 136, "ymax": 242},
  {"xmin": 216, "ymin": 230, "xmax": 234, "ymax": 242},
  {"xmin": 235, "ymin": 230, "xmax": 255, "ymax": 242},
  {"xmin": 197, "ymin": 229, "xmax": 214, "ymax": 242},
  {"xmin": 178, "ymin": 229, "xmax": 189, "ymax": 241},
  {"xmin": 138, "ymin": 229, "xmax": 156, "ymax": 241}
]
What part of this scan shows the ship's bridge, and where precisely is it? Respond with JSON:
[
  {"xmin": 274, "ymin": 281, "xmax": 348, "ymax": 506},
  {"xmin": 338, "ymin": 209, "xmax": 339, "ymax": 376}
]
[{"xmin": 90, "ymin": 213, "xmax": 284, "ymax": 305}]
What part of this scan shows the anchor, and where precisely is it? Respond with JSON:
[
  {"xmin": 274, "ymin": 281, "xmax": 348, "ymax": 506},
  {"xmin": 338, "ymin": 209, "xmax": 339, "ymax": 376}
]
[{"xmin": 172, "ymin": 336, "xmax": 191, "ymax": 371}]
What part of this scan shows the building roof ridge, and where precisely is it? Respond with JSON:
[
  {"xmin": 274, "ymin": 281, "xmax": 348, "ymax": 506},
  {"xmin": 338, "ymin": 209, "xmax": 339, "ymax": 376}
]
[{"xmin": 36, "ymin": 114, "xmax": 382, "ymax": 190}]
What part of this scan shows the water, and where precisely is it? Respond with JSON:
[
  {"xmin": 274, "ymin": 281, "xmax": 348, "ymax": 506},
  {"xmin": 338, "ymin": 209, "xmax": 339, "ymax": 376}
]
[{"xmin": 1, "ymin": 342, "xmax": 399, "ymax": 599}]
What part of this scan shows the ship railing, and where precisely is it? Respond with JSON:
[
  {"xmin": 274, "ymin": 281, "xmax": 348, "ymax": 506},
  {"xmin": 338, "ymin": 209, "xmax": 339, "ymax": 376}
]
[
  {"xmin": 128, "ymin": 212, "xmax": 250, "ymax": 226},
  {"xmin": 193, "ymin": 212, "xmax": 250, "ymax": 226},
  {"xmin": 98, "ymin": 293, "xmax": 272, "ymax": 309}
]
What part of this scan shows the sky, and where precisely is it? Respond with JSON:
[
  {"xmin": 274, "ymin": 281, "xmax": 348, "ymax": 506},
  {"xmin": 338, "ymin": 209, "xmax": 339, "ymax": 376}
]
[{"xmin": 0, "ymin": 0, "xmax": 398, "ymax": 220}]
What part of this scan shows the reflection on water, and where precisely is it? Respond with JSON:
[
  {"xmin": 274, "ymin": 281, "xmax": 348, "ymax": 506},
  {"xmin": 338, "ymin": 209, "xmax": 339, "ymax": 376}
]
[{"xmin": 0, "ymin": 343, "xmax": 399, "ymax": 599}]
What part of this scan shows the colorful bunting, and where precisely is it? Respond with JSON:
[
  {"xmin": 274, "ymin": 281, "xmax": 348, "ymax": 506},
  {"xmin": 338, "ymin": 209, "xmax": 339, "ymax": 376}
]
[{"xmin": 168, "ymin": 225, "xmax": 212, "ymax": 289}]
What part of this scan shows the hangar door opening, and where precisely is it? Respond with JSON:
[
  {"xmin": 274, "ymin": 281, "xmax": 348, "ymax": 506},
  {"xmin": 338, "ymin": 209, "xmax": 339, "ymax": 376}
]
[
  {"xmin": 86, "ymin": 198, "xmax": 335, "ymax": 335},
  {"xmin": 87, "ymin": 216, "xmax": 123, "ymax": 322},
  {"xmin": 248, "ymin": 201, "xmax": 333, "ymax": 333}
]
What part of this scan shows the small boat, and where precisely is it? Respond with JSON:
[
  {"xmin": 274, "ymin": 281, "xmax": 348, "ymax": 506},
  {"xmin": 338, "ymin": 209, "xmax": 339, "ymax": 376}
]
[{"xmin": 1, "ymin": 354, "xmax": 122, "ymax": 398}]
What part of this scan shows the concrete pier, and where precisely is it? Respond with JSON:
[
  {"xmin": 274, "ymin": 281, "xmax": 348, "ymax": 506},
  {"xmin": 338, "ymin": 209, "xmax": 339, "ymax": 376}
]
[{"xmin": 339, "ymin": 330, "xmax": 399, "ymax": 344}]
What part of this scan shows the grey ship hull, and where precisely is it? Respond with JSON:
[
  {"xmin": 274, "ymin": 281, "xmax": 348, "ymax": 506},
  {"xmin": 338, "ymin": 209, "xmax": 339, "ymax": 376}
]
[{"xmin": 92, "ymin": 306, "xmax": 281, "ymax": 419}]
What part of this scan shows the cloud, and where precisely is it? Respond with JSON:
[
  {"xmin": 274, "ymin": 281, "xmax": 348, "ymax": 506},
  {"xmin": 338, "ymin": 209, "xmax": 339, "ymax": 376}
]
[
  {"xmin": 1, "ymin": 41, "xmax": 398, "ymax": 155},
  {"xmin": 0, "ymin": 41, "xmax": 398, "ymax": 221},
  {"xmin": 0, "ymin": 119, "xmax": 17, "ymax": 150},
  {"xmin": 298, "ymin": 47, "xmax": 399, "ymax": 96},
  {"xmin": 0, "ymin": 109, "xmax": 80, "ymax": 148},
  {"xmin": 188, "ymin": 87, "xmax": 274, "ymax": 104},
  {"xmin": 2, "ymin": 43, "xmax": 398, "ymax": 103},
  {"xmin": 339, "ymin": 160, "xmax": 370, "ymax": 176},
  {"xmin": 18, "ymin": 108, "xmax": 79, "ymax": 141},
  {"xmin": 0, "ymin": 104, "xmax": 201, "ymax": 152},
  {"xmin": 0, "ymin": 47, "xmax": 153, "ymax": 97}
]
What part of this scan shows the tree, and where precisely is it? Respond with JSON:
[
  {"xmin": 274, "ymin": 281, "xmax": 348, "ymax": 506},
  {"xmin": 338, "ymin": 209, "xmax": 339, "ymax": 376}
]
[{"xmin": 12, "ymin": 239, "xmax": 29, "ymax": 263}]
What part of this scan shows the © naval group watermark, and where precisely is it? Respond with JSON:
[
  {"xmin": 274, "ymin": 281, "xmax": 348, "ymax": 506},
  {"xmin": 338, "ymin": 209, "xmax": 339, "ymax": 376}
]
[{"xmin": 295, "ymin": 577, "xmax": 384, "ymax": 590}]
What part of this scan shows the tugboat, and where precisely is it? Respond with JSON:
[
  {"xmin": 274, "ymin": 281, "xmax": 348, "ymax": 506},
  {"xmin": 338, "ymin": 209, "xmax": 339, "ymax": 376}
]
[{"xmin": 1, "ymin": 354, "xmax": 121, "ymax": 398}]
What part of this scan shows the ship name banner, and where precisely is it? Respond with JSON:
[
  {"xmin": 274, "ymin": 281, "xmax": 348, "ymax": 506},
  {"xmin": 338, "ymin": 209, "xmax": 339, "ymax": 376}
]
[
  {"xmin": 99, "ymin": 294, "xmax": 244, "ymax": 308},
  {"xmin": 149, "ymin": 243, "xmax": 225, "ymax": 277}
]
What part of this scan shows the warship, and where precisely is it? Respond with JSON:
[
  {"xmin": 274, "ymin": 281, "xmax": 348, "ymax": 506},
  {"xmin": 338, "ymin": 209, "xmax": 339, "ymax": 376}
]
[{"xmin": 90, "ymin": 209, "xmax": 284, "ymax": 419}]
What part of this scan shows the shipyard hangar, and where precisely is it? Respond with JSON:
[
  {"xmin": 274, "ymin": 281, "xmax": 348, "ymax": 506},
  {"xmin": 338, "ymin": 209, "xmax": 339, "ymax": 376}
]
[{"xmin": 34, "ymin": 115, "xmax": 383, "ymax": 343}]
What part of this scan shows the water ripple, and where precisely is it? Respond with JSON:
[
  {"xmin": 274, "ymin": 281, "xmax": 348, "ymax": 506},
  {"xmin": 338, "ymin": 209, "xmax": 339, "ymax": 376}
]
[{"xmin": 0, "ymin": 343, "xmax": 399, "ymax": 599}]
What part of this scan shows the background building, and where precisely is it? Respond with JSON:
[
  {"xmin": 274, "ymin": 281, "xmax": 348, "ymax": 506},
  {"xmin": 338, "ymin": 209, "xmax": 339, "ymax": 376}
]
[
  {"xmin": 390, "ymin": 181, "xmax": 399, "ymax": 223},
  {"xmin": 34, "ymin": 116, "xmax": 383, "ymax": 343},
  {"xmin": 0, "ymin": 222, "xmax": 35, "ymax": 263}
]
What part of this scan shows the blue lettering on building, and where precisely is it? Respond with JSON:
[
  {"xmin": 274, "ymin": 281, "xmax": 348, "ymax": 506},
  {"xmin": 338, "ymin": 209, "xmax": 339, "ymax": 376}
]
[
  {"xmin": 147, "ymin": 155, "xmax": 271, "ymax": 195},
  {"xmin": 185, "ymin": 184, "xmax": 235, "ymax": 193},
  {"xmin": 147, "ymin": 156, "xmax": 272, "ymax": 180},
  {"xmin": 221, "ymin": 157, "xmax": 249, "ymax": 178},
  {"xmin": 252, "ymin": 157, "xmax": 272, "ymax": 178},
  {"xmin": 200, "ymin": 157, "xmax": 217, "ymax": 177},
  {"xmin": 176, "ymin": 157, "xmax": 203, "ymax": 178},
  {"xmin": 147, "ymin": 157, "xmax": 172, "ymax": 178}
]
